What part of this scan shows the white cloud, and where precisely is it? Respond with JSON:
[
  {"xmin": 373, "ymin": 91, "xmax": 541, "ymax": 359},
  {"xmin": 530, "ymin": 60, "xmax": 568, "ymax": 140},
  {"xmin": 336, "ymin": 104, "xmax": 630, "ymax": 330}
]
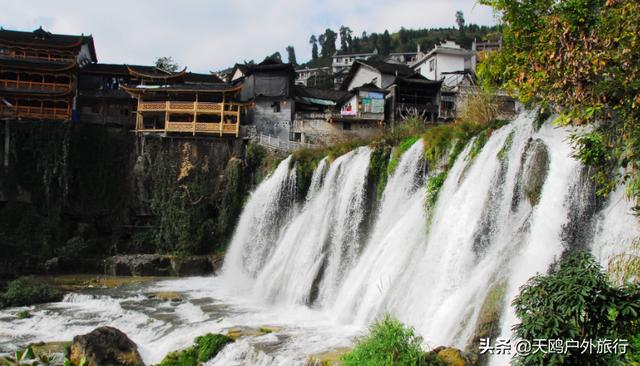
[{"xmin": 0, "ymin": 0, "xmax": 496, "ymax": 72}]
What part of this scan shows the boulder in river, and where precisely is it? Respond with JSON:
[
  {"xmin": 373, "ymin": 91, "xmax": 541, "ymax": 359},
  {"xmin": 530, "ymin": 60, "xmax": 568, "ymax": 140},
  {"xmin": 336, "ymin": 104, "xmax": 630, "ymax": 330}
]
[{"xmin": 69, "ymin": 326, "xmax": 145, "ymax": 366}]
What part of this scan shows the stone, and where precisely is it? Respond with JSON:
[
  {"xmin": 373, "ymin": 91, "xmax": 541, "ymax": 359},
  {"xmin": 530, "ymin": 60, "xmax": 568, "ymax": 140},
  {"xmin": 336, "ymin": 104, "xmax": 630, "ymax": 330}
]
[
  {"xmin": 104, "ymin": 254, "xmax": 172, "ymax": 276},
  {"xmin": 170, "ymin": 256, "xmax": 213, "ymax": 276},
  {"xmin": 145, "ymin": 291, "xmax": 183, "ymax": 302},
  {"xmin": 70, "ymin": 326, "xmax": 145, "ymax": 366},
  {"xmin": 306, "ymin": 347, "xmax": 350, "ymax": 366},
  {"xmin": 435, "ymin": 347, "xmax": 475, "ymax": 366}
]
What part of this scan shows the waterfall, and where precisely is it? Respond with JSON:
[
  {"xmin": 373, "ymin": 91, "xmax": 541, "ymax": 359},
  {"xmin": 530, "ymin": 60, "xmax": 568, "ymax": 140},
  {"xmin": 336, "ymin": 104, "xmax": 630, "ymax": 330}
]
[{"xmin": 218, "ymin": 111, "xmax": 639, "ymax": 365}]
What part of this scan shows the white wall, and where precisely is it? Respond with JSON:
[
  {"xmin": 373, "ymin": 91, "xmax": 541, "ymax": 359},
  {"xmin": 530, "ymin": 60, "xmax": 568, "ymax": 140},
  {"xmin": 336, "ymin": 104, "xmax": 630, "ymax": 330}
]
[
  {"xmin": 417, "ymin": 53, "xmax": 467, "ymax": 82},
  {"xmin": 347, "ymin": 67, "xmax": 381, "ymax": 90}
]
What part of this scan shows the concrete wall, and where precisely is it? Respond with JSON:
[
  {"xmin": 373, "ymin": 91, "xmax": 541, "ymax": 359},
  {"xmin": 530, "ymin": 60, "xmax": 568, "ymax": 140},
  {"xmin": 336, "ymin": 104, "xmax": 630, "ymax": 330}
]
[
  {"xmin": 418, "ymin": 53, "xmax": 467, "ymax": 83},
  {"xmin": 293, "ymin": 116, "xmax": 383, "ymax": 145},
  {"xmin": 249, "ymin": 99, "xmax": 293, "ymax": 140}
]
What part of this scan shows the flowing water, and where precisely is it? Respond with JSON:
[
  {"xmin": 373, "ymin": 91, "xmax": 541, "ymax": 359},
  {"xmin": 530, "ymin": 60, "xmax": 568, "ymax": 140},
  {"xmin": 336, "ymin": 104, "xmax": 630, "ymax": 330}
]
[{"xmin": 1, "ymin": 112, "xmax": 638, "ymax": 365}]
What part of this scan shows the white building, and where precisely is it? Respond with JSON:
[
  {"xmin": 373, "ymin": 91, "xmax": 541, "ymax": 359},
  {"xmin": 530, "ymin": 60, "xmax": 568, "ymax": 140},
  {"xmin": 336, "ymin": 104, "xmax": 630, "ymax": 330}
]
[
  {"xmin": 411, "ymin": 41, "xmax": 476, "ymax": 87},
  {"xmin": 294, "ymin": 66, "xmax": 331, "ymax": 86},
  {"xmin": 331, "ymin": 49, "xmax": 378, "ymax": 74}
]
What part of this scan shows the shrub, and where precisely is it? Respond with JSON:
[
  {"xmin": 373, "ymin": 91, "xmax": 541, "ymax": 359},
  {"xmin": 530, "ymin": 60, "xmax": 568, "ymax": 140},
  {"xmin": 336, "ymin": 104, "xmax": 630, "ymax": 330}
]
[
  {"xmin": 513, "ymin": 251, "xmax": 640, "ymax": 366},
  {"xmin": 341, "ymin": 314, "xmax": 427, "ymax": 366},
  {"xmin": 155, "ymin": 333, "xmax": 233, "ymax": 366},
  {"xmin": 1, "ymin": 277, "xmax": 61, "ymax": 308},
  {"xmin": 457, "ymin": 89, "xmax": 499, "ymax": 127}
]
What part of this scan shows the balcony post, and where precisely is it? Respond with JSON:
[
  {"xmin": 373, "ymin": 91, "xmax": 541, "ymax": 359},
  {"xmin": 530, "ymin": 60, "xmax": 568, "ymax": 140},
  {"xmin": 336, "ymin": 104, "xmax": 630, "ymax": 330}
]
[{"xmin": 193, "ymin": 93, "xmax": 198, "ymax": 136}]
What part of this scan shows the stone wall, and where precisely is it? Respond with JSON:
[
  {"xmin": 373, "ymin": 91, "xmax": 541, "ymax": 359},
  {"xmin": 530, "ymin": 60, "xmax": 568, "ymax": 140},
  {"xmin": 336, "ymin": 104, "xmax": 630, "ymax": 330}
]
[
  {"xmin": 292, "ymin": 116, "xmax": 384, "ymax": 145},
  {"xmin": 247, "ymin": 99, "xmax": 293, "ymax": 140},
  {"xmin": 0, "ymin": 120, "xmax": 247, "ymax": 278}
]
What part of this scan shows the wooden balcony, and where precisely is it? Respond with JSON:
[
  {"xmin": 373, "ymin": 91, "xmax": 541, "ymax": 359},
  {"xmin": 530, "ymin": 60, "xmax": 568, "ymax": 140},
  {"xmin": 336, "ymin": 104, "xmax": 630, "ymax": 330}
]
[
  {"xmin": 137, "ymin": 101, "xmax": 241, "ymax": 114},
  {"xmin": 0, "ymin": 104, "xmax": 70, "ymax": 120},
  {"xmin": 135, "ymin": 100, "xmax": 243, "ymax": 137},
  {"xmin": 0, "ymin": 79, "xmax": 72, "ymax": 92}
]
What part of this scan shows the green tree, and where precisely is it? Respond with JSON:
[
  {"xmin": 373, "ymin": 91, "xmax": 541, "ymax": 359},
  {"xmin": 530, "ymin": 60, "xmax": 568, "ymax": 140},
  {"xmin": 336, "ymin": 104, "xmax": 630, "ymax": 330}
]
[
  {"xmin": 155, "ymin": 56, "xmax": 180, "ymax": 72},
  {"xmin": 319, "ymin": 28, "xmax": 338, "ymax": 58},
  {"xmin": 309, "ymin": 35, "xmax": 318, "ymax": 60},
  {"xmin": 478, "ymin": 0, "xmax": 640, "ymax": 212},
  {"xmin": 512, "ymin": 251, "xmax": 640, "ymax": 365},
  {"xmin": 285, "ymin": 45, "xmax": 297, "ymax": 66},
  {"xmin": 339, "ymin": 25, "xmax": 353, "ymax": 51},
  {"xmin": 380, "ymin": 30, "xmax": 392, "ymax": 55},
  {"xmin": 455, "ymin": 10, "xmax": 465, "ymax": 30}
]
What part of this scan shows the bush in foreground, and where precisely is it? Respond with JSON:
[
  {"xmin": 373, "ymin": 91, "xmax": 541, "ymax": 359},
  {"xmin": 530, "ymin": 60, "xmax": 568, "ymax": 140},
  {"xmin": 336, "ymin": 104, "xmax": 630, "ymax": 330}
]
[
  {"xmin": 341, "ymin": 314, "xmax": 431, "ymax": 366},
  {"xmin": 513, "ymin": 251, "xmax": 640, "ymax": 365}
]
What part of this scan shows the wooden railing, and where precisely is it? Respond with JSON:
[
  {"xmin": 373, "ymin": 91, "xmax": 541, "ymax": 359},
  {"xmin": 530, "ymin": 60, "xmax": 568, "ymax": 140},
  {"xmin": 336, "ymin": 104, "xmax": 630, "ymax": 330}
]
[
  {"xmin": 137, "ymin": 101, "xmax": 241, "ymax": 113},
  {"xmin": 0, "ymin": 79, "xmax": 71, "ymax": 92},
  {"xmin": 0, "ymin": 105, "xmax": 70, "ymax": 120},
  {"xmin": 150, "ymin": 121, "xmax": 240, "ymax": 136},
  {"xmin": 0, "ymin": 48, "xmax": 76, "ymax": 63}
]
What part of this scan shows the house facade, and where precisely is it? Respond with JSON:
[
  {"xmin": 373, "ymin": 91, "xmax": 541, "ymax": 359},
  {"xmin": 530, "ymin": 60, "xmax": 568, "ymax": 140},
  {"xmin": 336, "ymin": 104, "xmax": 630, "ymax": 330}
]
[
  {"xmin": 232, "ymin": 61, "xmax": 296, "ymax": 141},
  {"xmin": 341, "ymin": 59, "xmax": 442, "ymax": 124},
  {"xmin": 295, "ymin": 66, "xmax": 331, "ymax": 87},
  {"xmin": 411, "ymin": 41, "xmax": 475, "ymax": 88}
]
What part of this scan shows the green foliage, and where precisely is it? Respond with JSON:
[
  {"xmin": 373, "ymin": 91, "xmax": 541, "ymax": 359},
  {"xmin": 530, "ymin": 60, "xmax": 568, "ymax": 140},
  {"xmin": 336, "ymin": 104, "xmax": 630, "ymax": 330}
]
[
  {"xmin": 156, "ymin": 348, "xmax": 197, "ymax": 366},
  {"xmin": 341, "ymin": 314, "xmax": 428, "ymax": 366},
  {"xmin": 1, "ymin": 277, "xmax": 61, "ymax": 308},
  {"xmin": 479, "ymin": 0, "xmax": 640, "ymax": 212},
  {"xmin": 497, "ymin": 131, "xmax": 515, "ymax": 160},
  {"xmin": 63, "ymin": 357, "xmax": 86, "ymax": 366},
  {"xmin": 387, "ymin": 136, "xmax": 421, "ymax": 176},
  {"xmin": 425, "ymin": 172, "xmax": 448, "ymax": 209},
  {"xmin": 155, "ymin": 333, "xmax": 233, "ymax": 366},
  {"xmin": 194, "ymin": 334, "xmax": 234, "ymax": 363},
  {"xmin": 608, "ymin": 238, "xmax": 640, "ymax": 286},
  {"xmin": 369, "ymin": 142, "xmax": 392, "ymax": 200},
  {"xmin": 512, "ymin": 251, "xmax": 640, "ymax": 365},
  {"xmin": 16, "ymin": 310, "xmax": 31, "ymax": 319},
  {"xmin": 467, "ymin": 131, "xmax": 488, "ymax": 161}
]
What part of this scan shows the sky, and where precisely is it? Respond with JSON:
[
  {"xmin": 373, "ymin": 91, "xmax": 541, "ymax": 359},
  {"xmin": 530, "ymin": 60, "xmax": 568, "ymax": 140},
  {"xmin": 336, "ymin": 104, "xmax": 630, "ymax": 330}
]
[{"xmin": 1, "ymin": 0, "xmax": 498, "ymax": 73}]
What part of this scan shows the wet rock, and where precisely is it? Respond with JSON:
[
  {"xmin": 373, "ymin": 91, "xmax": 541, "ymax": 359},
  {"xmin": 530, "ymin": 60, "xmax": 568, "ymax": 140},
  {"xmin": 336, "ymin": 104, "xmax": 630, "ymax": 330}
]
[
  {"xmin": 426, "ymin": 347, "xmax": 475, "ymax": 366},
  {"xmin": 436, "ymin": 347, "xmax": 475, "ymax": 366},
  {"xmin": 306, "ymin": 347, "xmax": 351, "ymax": 366},
  {"xmin": 104, "ymin": 254, "xmax": 224, "ymax": 277},
  {"xmin": 226, "ymin": 326, "xmax": 282, "ymax": 340},
  {"xmin": 523, "ymin": 139, "xmax": 549, "ymax": 206},
  {"xmin": 145, "ymin": 291, "xmax": 182, "ymax": 302},
  {"xmin": 512, "ymin": 138, "xmax": 549, "ymax": 209},
  {"xmin": 104, "ymin": 254, "xmax": 172, "ymax": 276},
  {"xmin": 70, "ymin": 326, "xmax": 145, "ymax": 366},
  {"xmin": 465, "ymin": 280, "xmax": 507, "ymax": 365},
  {"xmin": 171, "ymin": 256, "xmax": 212, "ymax": 276}
]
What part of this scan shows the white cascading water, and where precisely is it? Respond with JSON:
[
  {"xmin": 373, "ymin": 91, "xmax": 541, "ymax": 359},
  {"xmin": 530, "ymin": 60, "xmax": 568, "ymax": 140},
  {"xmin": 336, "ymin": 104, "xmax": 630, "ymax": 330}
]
[{"xmin": 2, "ymin": 111, "xmax": 639, "ymax": 366}]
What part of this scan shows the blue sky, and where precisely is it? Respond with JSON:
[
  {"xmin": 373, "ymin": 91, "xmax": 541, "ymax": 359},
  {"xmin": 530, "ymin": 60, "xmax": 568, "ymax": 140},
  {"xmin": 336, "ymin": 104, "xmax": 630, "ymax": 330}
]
[{"xmin": 1, "ymin": 0, "xmax": 497, "ymax": 73}]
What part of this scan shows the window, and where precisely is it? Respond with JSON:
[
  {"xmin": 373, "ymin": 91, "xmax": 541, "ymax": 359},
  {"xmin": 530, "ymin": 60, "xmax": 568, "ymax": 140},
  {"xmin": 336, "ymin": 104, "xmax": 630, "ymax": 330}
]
[
  {"xmin": 91, "ymin": 104, "xmax": 101, "ymax": 114},
  {"xmin": 429, "ymin": 59, "xmax": 435, "ymax": 72},
  {"xmin": 271, "ymin": 101, "xmax": 281, "ymax": 113},
  {"xmin": 343, "ymin": 122, "xmax": 352, "ymax": 130}
]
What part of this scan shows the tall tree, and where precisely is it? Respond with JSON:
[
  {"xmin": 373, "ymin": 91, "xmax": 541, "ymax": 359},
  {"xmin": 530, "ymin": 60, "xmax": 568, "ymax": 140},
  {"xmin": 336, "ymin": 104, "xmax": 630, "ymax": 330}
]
[
  {"xmin": 155, "ymin": 56, "xmax": 179, "ymax": 72},
  {"xmin": 339, "ymin": 25, "xmax": 353, "ymax": 51},
  {"xmin": 285, "ymin": 45, "xmax": 297, "ymax": 66},
  {"xmin": 319, "ymin": 28, "xmax": 338, "ymax": 58},
  {"xmin": 380, "ymin": 30, "xmax": 391, "ymax": 55},
  {"xmin": 455, "ymin": 10, "xmax": 465, "ymax": 30},
  {"xmin": 309, "ymin": 35, "xmax": 318, "ymax": 60}
]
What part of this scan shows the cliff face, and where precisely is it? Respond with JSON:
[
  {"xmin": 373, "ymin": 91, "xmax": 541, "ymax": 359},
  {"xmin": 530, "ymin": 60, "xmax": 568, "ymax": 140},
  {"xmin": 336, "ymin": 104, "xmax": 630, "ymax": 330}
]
[{"xmin": 0, "ymin": 121, "xmax": 246, "ymax": 278}]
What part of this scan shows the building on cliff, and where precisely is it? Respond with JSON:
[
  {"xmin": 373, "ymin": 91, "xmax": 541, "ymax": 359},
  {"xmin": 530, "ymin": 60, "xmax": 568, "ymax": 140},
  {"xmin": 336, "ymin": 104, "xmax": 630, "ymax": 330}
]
[
  {"xmin": 340, "ymin": 59, "xmax": 442, "ymax": 125},
  {"xmin": 0, "ymin": 27, "xmax": 97, "ymax": 121},
  {"xmin": 291, "ymin": 84, "xmax": 386, "ymax": 145},
  {"xmin": 231, "ymin": 60, "xmax": 296, "ymax": 141},
  {"xmin": 121, "ymin": 66, "xmax": 244, "ymax": 137}
]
